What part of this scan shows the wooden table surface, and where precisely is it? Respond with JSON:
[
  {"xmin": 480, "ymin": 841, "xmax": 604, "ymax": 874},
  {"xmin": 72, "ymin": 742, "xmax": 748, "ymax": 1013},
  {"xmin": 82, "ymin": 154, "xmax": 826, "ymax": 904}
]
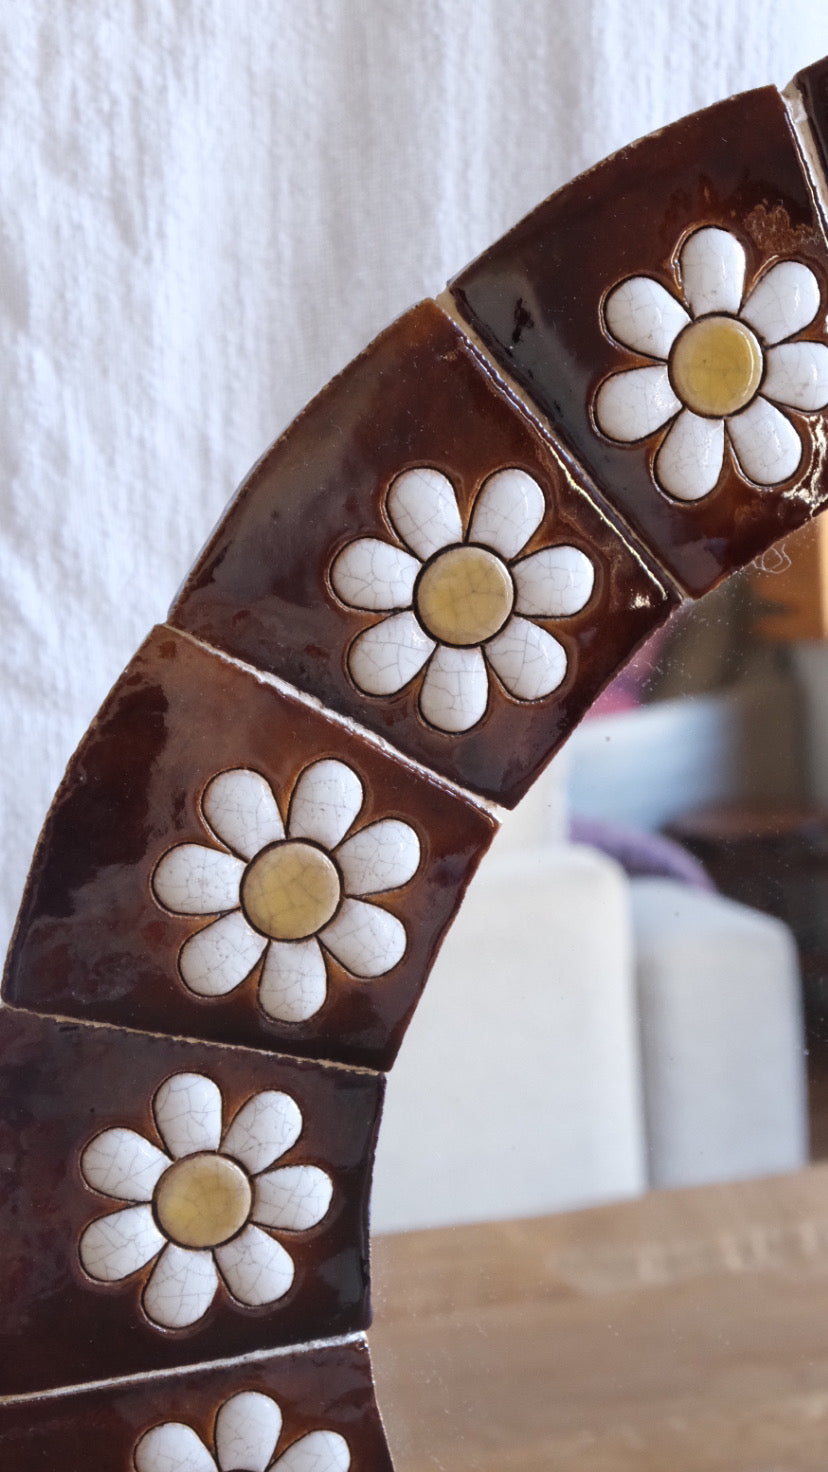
[{"xmin": 370, "ymin": 1165, "xmax": 828, "ymax": 1471}]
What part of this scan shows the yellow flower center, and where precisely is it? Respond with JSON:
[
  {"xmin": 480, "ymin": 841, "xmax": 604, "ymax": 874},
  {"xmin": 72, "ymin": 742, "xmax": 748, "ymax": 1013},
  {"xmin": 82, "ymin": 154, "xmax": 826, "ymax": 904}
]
[
  {"xmin": 669, "ymin": 315, "xmax": 763, "ymax": 418},
  {"xmin": 240, "ymin": 840, "xmax": 341, "ymax": 940},
  {"xmin": 416, "ymin": 545, "xmax": 514, "ymax": 646},
  {"xmin": 154, "ymin": 1153, "xmax": 252, "ymax": 1248}
]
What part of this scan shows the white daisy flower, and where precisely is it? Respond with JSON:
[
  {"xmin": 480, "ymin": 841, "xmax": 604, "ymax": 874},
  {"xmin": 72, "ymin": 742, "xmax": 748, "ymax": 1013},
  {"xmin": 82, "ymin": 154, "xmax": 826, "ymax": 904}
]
[
  {"xmin": 134, "ymin": 1389, "xmax": 346, "ymax": 1472},
  {"xmin": 134, "ymin": 1390, "xmax": 350, "ymax": 1472},
  {"xmin": 330, "ymin": 466, "xmax": 595, "ymax": 734},
  {"xmin": 152, "ymin": 760, "xmax": 420, "ymax": 1024},
  {"xmin": 79, "ymin": 1072, "xmax": 333, "ymax": 1330},
  {"xmin": 595, "ymin": 224, "xmax": 828, "ymax": 500}
]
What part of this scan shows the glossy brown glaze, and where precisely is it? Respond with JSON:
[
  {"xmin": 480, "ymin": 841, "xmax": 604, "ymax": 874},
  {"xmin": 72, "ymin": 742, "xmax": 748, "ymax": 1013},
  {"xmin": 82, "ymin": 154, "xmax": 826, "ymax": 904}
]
[
  {"xmin": 0, "ymin": 1008, "xmax": 382, "ymax": 1396},
  {"xmin": 795, "ymin": 57, "xmax": 828, "ymax": 188},
  {"xmin": 0, "ymin": 1337, "xmax": 393, "ymax": 1470},
  {"xmin": 3, "ymin": 626, "xmax": 495, "ymax": 1072},
  {"xmin": 168, "ymin": 301, "xmax": 677, "ymax": 806},
  {"xmin": 452, "ymin": 88, "xmax": 828, "ymax": 599}
]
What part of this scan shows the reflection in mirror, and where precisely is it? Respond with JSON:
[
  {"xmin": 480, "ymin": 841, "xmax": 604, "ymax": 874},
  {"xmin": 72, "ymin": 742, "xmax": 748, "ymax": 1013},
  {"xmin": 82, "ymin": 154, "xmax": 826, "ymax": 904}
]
[{"xmin": 370, "ymin": 516, "xmax": 828, "ymax": 1471}]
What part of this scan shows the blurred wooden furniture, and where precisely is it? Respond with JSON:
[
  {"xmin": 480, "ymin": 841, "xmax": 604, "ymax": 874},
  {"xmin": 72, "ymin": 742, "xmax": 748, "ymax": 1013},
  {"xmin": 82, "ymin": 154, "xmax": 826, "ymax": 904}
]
[
  {"xmin": 751, "ymin": 513, "xmax": 828, "ymax": 641},
  {"xmin": 371, "ymin": 1165, "xmax": 828, "ymax": 1471}
]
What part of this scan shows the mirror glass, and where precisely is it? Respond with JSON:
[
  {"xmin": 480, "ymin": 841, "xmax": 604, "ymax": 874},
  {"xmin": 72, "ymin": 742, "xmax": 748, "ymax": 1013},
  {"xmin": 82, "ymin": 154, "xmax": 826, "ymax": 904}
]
[{"xmin": 369, "ymin": 526, "xmax": 828, "ymax": 1471}]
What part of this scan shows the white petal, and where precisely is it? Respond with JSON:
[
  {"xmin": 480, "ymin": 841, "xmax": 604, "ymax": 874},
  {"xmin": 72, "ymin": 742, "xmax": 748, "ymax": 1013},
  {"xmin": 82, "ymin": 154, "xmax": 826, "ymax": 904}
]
[
  {"xmin": 347, "ymin": 611, "xmax": 434, "ymax": 695},
  {"xmin": 727, "ymin": 397, "xmax": 803, "ymax": 486},
  {"xmin": 604, "ymin": 275, "xmax": 689, "ymax": 358},
  {"xmin": 467, "ymin": 468, "xmax": 545, "ymax": 559},
  {"xmin": 336, "ymin": 819, "xmax": 420, "ymax": 896},
  {"xmin": 179, "ymin": 911, "xmax": 268, "ymax": 998},
  {"xmin": 221, "ymin": 1090, "xmax": 302, "ymax": 1174},
  {"xmin": 680, "ymin": 227, "xmax": 746, "ymax": 316},
  {"xmin": 81, "ymin": 1128, "xmax": 170, "ymax": 1202},
  {"xmin": 330, "ymin": 538, "xmax": 419, "ymax": 611},
  {"xmin": 288, "ymin": 758, "xmax": 364, "ymax": 848},
  {"xmin": 320, "ymin": 897, "xmax": 406, "ymax": 977},
  {"xmin": 258, "ymin": 938, "xmax": 329, "ymax": 1022},
  {"xmin": 153, "ymin": 1073, "xmax": 223, "ymax": 1158},
  {"xmin": 655, "ymin": 410, "xmax": 725, "ymax": 501},
  {"xmin": 513, "ymin": 546, "xmax": 595, "ymax": 618},
  {"xmin": 254, "ymin": 1165, "xmax": 334, "ymax": 1231},
  {"xmin": 143, "ymin": 1243, "xmax": 219, "ymax": 1329},
  {"xmin": 418, "ymin": 644, "xmax": 488, "ymax": 732},
  {"xmin": 79, "ymin": 1204, "xmax": 164, "ymax": 1282},
  {"xmin": 741, "ymin": 260, "xmax": 821, "ymax": 345},
  {"xmin": 594, "ymin": 365, "xmax": 680, "ymax": 442},
  {"xmin": 152, "ymin": 845, "xmax": 244, "ymax": 916},
  {"xmin": 215, "ymin": 1224, "xmax": 294, "ymax": 1306},
  {"xmin": 386, "ymin": 467, "xmax": 462, "ymax": 558},
  {"xmin": 134, "ymin": 1423, "xmax": 218, "ymax": 1472},
  {"xmin": 201, "ymin": 769, "xmax": 284, "ymax": 860},
  {"xmin": 486, "ymin": 617, "xmax": 567, "ymax": 701},
  {"xmin": 275, "ymin": 1432, "xmax": 351, "ymax": 1472},
  {"xmin": 763, "ymin": 341, "xmax": 828, "ymax": 411},
  {"xmin": 215, "ymin": 1392, "xmax": 282, "ymax": 1472}
]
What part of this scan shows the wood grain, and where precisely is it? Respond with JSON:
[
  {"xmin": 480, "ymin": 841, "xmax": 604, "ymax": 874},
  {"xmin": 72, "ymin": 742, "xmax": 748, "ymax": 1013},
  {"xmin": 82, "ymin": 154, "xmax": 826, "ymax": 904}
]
[{"xmin": 370, "ymin": 1166, "xmax": 828, "ymax": 1470}]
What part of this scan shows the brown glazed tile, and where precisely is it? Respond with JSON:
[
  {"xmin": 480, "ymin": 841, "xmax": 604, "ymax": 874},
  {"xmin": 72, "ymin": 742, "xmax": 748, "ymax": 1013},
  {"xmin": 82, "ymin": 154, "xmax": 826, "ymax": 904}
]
[
  {"xmin": 0, "ymin": 1007, "xmax": 382, "ymax": 1396},
  {"xmin": 168, "ymin": 300, "xmax": 676, "ymax": 806},
  {"xmin": 3, "ymin": 625, "xmax": 495, "ymax": 1072},
  {"xmin": 0, "ymin": 1338, "xmax": 393, "ymax": 1470},
  {"xmin": 794, "ymin": 57, "xmax": 828, "ymax": 188},
  {"xmin": 451, "ymin": 87, "xmax": 828, "ymax": 598}
]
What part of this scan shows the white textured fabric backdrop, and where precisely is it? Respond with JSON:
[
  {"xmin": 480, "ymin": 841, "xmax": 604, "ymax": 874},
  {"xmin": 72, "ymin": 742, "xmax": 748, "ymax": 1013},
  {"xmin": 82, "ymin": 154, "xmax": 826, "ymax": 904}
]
[{"xmin": 2, "ymin": 1, "xmax": 828, "ymax": 944}]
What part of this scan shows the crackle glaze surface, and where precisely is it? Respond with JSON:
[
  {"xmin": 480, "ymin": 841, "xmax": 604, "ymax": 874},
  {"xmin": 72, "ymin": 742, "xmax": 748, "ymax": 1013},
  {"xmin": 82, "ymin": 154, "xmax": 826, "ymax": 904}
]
[
  {"xmin": 152, "ymin": 761, "xmax": 421, "ymax": 1021},
  {"xmin": 134, "ymin": 1389, "xmax": 350, "ymax": 1472},
  {"xmin": 331, "ymin": 466, "xmax": 596, "ymax": 733},
  {"xmin": 0, "ymin": 1008, "xmax": 381, "ymax": 1395},
  {"xmin": 452, "ymin": 87, "xmax": 828, "ymax": 598},
  {"xmin": 79, "ymin": 1072, "xmax": 334, "ymax": 1329},
  {"xmin": 3, "ymin": 626, "xmax": 495, "ymax": 1072},
  {"xmin": 595, "ymin": 226, "xmax": 828, "ymax": 499},
  {"xmin": 0, "ymin": 1340, "xmax": 393, "ymax": 1470},
  {"xmin": 168, "ymin": 301, "xmax": 676, "ymax": 806}
]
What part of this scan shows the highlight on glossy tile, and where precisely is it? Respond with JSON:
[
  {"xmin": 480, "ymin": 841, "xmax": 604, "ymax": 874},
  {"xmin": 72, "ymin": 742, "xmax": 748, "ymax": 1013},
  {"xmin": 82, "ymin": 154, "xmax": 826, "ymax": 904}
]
[
  {"xmin": 152, "ymin": 760, "xmax": 420, "ymax": 1023},
  {"xmin": 167, "ymin": 303, "xmax": 674, "ymax": 804},
  {"xmin": 79, "ymin": 1071, "xmax": 333, "ymax": 1329},
  {"xmin": 451, "ymin": 86, "xmax": 828, "ymax": 596},
  {"xmin": 4, "ymin": 625, "xmax": 495, "ymax": 1070},
  {"xmin": 331, "ymin": 465, "xmax": 595, "ymax": 733},
  {"xmin": 595, "ymin": 226, "xmax": 828, "ymax": 500}
]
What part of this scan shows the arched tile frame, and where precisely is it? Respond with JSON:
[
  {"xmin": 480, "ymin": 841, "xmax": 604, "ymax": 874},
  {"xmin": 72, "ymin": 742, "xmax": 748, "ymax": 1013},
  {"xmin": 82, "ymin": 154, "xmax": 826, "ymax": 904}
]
[{"xmin": 4, "ymin": 52, "xmax": 828, "ymax": 1469}]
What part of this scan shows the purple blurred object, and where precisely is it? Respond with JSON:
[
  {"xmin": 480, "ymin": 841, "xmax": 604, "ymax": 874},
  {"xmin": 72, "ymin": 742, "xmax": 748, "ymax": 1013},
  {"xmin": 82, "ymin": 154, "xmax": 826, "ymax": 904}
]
[{"xmin": 570, "ymin": 817, "xmax": 716, "ymax": 891}]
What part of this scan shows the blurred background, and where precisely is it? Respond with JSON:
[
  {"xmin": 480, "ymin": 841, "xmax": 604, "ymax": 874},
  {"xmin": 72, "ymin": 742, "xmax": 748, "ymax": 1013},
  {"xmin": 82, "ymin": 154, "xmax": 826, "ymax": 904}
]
[{"xmin": 4, "ymin": 2, "xmax": 828, "ymax": 1232}]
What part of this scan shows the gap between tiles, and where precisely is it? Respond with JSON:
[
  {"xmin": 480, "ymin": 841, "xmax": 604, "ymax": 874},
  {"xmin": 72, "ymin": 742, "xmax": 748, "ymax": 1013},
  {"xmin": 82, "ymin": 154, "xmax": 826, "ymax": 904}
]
[
  {"xmin": 0, "ymin": 1000, "xmax": 385, "ymax": 1078},
  {"xmin": 434, "ymin": 289, "xmax": 685, "ymax": 604},
  {"xmin": 0, "ymin": 1331, "xmax": 368, "ymax": 1407},
  {"xmin": 168, "ymin": 623, "xmax": 505, "ymax": 825}
]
